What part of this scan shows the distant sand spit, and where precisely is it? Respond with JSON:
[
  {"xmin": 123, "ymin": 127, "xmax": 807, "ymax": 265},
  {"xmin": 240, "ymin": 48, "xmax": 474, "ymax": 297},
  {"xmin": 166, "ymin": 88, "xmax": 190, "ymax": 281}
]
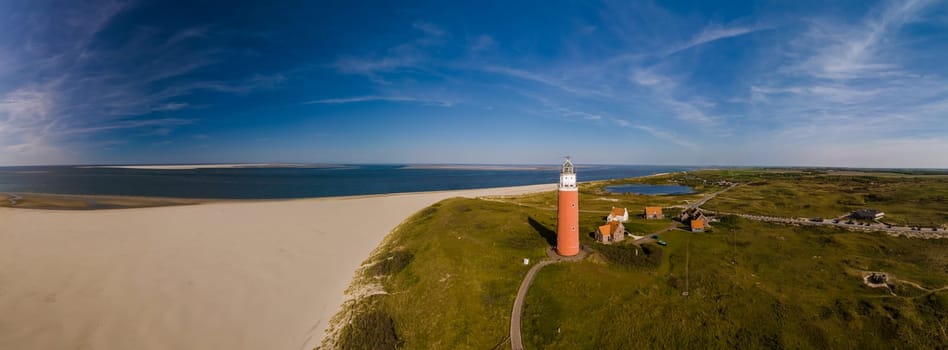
[
  {"xmin": 401, "ymin": 164, "xmax": 557, "ymax": 171},
  {"xmin": 0, "ymin": 184, "xmax": 552, "ymax": 350},
  {"xmin": 77, "ymin": 163, "xmax": 325, "ymax": 170}
]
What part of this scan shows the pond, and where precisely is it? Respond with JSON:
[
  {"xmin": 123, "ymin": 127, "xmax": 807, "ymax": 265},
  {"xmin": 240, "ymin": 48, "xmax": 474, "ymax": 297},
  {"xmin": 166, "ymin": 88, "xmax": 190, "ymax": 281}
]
[{"xmin": 604, "ymin": 184, "xmax": 694, "ymax": 195}]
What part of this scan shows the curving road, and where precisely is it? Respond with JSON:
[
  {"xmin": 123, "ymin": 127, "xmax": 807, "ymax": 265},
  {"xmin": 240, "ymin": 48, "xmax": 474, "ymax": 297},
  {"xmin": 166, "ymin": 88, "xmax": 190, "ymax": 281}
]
[{"xmin": 510, "ymin": 259, "xmax": 556, "ymax": 350}]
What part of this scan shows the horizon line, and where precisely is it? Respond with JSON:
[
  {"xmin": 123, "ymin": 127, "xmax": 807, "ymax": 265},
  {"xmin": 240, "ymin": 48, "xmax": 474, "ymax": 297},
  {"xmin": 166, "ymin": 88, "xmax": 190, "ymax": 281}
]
[{"xmin": 1, "ymin": 162, "xmax": 946, "ymax": 171}]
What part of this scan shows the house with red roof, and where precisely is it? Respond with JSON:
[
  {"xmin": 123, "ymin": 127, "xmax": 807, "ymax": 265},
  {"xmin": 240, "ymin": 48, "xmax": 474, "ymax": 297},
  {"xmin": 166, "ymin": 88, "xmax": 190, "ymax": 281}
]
[
  {"xmin": 595, "ymin": 221, "xmax": 625, "ymax": 244},
  {"xmin": 607, "ymin": 207, "xmax": 628, "ymax": 222}
]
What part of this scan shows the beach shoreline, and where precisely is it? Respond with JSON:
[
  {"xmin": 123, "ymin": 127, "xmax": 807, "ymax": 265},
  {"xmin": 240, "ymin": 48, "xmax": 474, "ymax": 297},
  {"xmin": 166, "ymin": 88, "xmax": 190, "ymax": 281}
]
[
  {"xmin": 401, "ymin": 164, "xmax": 558, "ymax": 171},
  {"xmin": 75, "ymin": 163, "xmax": 321, "ymax": 170},
  {"xmin": 0, "ymin": 182, "xmax": 555, "ymax": 350},
  {"xmin": 1, "ymin": 182, "xmax": 566, "ymax": 210}
]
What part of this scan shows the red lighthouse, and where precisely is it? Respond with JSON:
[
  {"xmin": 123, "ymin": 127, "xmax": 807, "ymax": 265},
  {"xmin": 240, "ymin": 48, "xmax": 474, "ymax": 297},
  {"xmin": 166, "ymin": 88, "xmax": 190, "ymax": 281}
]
[{"xmin": 557, "ymin": 157, "xmax": 579, "ymax": 256}]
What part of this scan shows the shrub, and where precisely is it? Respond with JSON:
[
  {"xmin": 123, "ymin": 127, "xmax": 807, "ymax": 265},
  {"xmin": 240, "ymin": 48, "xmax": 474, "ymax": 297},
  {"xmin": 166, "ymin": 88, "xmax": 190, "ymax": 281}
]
[
  {"xmin": 716, "ymin": 215, "xmax": 745, "ymax": 229},
  {"xmin": 368, "ymin": 250, "xmax": 414, "ymax": 277},
  {"xmin": 337, "ymin": 310, "xmax": 400, "ymax": 350},
  {"xmin": 595, "ymin": 243, "xmax": 663, "ymax": 268}
]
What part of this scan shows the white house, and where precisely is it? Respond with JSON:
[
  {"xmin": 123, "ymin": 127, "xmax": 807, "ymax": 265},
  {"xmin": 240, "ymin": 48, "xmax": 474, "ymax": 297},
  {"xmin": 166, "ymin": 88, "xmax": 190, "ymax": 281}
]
[{"xmin": 607, "ymin": 207, "xmax": 629, "ymax": 223}]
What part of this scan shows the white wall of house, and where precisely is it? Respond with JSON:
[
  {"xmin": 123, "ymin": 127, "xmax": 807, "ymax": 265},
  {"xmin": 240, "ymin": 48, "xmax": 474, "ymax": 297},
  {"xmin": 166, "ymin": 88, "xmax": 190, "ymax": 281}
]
[{"xmin": 607, "ymin": 209, "xmax": 628, "ymax": 222}]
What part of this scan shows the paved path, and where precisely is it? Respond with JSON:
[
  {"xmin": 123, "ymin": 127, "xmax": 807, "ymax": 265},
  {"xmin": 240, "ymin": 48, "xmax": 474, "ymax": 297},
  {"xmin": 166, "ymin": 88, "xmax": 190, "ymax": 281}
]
[
  {"xmin": 509, "ymin": 249, "xmax": 587, "ymax": 350},
  {"xmin": 509, "ymin": 259, "xmax": 555, "ymax": 350},
  {"xmin": 631, "ymin": 221, "xmax": 681, "ymax": 244},
  {"xmin": 687, "ymin": 183, "xmax": 737, "ymax": 210}
]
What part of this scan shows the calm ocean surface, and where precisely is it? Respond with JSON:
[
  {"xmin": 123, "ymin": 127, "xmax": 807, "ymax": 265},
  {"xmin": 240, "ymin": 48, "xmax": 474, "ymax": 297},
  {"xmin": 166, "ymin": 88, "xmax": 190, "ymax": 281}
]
[{"xmin": 0, "ymin": 164, "xmax": 695, "ymax": 199}]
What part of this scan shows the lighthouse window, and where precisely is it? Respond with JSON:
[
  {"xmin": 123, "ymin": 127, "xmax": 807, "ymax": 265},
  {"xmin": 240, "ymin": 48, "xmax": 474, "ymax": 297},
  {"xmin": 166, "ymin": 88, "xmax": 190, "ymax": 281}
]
[{"xmin": 571, "ymin": 203, "xmax": 576, "ymax": 208}]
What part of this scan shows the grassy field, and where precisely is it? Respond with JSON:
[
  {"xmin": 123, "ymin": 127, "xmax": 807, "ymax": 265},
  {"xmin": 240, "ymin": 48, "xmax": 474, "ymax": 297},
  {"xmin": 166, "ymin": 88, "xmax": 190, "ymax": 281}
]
[
  {"xmin": 522, "ymin": 217, "xmax": 948, "ymax": 349},
  {"xmin": 694, "ymin": 169, "xmax": 948, "ymax": 228},
  {"xmin": 323, "ymin": 170, "xmax": 948, "ymax": 349}
]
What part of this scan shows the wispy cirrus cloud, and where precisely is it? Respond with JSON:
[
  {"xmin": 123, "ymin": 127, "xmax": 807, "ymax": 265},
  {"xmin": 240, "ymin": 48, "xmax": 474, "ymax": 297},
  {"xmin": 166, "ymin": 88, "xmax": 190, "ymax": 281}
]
[
  {"xmin": 633, "ymin": 124, "xmax": 698, "ymax": 150},
  {"xmin": 480, "ymin": 65, "xmax": 612, "ymax": 98},
  {"xmin": 557, "ymin": 107, "xmax": 602, "ymax": 121},
  {"xmin": 468, "ymin": 35, "xmax": 496, "ymax": 52},
  {"xmin": 331, "ymin": 21, "xmax": 447, "ymax": 81},
  {"xmin": 60, "ymin": 118, "xmax": 196, "ymax": 136},
  {"xmin": 748, "ymin": 0, "xmax": 947, "ymax": 148},
  {"xmin": 310, "ymin": 0, "xmax": 947, "ymax": 166},
  {"xmin": 0, "ymin": 0, "xmax": 286, "ymax": 164},
  {"xmin": 304, "ymin": 95, "xmax": 454, "ymax": 107},
  {"xmin": 630, "ymin": 69, "xmax": 716, "ymax": 125},
  {"xmin": 3, "ymin": 1, "xmax": 937, "ymax": 166},
  {"xmin": 789, "ymin": 0, "xmax": 936, "ymax": 80},
  {"xmin": 666, "ymin": 23, "xmax": 771, "ymax": 55}
]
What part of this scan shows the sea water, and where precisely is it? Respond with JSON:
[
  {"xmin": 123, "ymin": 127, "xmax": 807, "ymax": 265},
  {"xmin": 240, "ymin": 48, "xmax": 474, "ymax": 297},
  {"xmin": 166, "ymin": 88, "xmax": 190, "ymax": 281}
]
[{"xmin": 0, "ymin": 164, "xmax": 694, "ymax": 199}]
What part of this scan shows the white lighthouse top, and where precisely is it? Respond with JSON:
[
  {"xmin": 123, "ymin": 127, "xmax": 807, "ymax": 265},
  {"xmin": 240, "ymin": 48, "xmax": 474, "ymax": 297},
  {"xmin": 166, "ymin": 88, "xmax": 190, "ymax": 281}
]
[
  {"xmin": 561, "ymin": 157, "xmax": 575, "ymax": 174},
  {"xmin": 559, "ymin": 157, "xmax": 577, "ymax": 191}
]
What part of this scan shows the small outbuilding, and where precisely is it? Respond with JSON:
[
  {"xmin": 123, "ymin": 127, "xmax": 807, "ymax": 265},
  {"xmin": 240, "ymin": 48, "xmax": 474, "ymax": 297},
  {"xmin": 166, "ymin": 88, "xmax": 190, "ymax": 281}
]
[
  {"xmin": 690, "ymin": 218, "xmax": 706, "ymax": 232},
  {"xmin": 607, "ymin": 207, "xmax": 629, "ymax": 223},
  {"xmin": 644, "ymin": 206, "xmax": 663, "ymax": 219},
  {"xmin": 851, "ymin": 209, "xmax": 884, "ymax": 220},
  {"xmin": 595, "ymin": 221, "xmax": 625, "ymax": 244},
  {"xmin": 680, "ymin": 207, "xmax": 704, "ymax": 222}
]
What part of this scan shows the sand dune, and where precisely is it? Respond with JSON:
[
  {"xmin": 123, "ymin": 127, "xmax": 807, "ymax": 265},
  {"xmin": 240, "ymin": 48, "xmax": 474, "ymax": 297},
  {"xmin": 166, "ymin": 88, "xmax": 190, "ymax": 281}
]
[{"xmin": 0, "ymin": 184, "xmax": 552, "ymax": 350}]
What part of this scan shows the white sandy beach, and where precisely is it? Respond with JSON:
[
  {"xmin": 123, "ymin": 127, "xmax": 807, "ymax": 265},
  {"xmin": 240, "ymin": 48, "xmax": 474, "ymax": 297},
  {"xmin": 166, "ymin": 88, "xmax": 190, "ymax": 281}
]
[{"xmin": 0, "ymin": 184, "xmax": 553, "ymax": 350}]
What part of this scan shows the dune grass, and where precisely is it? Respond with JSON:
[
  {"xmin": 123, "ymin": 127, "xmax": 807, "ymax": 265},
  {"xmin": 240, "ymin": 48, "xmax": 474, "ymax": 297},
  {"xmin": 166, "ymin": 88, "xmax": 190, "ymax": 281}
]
[
  {"xmin": 697, "ymin": 169, "xmax": 948, "ymax": 227},
  {"xmin": 326, "ymin": 187, "xmax": 684, "ymax": 349},
  {"xmin": 325, "ymin": 198, "xmax": 555, "ymax": 349},
  {"xmin": 521, "ymin": 217, "xmax": 948, "ymax": 349},
  {"xmin": 327, "ymin": 169, "xmax": 948, "ymax": 349}
]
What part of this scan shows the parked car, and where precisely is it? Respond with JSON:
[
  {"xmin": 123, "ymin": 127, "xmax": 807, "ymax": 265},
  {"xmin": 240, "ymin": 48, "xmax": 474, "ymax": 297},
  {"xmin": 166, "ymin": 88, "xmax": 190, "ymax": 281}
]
[{"xmin": 657, "ymin": 240, "xmax": 668, "ymax": 246}]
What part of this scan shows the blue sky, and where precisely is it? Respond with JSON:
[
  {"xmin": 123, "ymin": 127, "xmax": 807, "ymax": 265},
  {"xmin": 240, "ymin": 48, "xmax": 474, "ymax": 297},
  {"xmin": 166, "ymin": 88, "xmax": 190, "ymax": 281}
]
[{"xmin": 1, "ymin": 0, "xmax": 946, "ymax": 167}]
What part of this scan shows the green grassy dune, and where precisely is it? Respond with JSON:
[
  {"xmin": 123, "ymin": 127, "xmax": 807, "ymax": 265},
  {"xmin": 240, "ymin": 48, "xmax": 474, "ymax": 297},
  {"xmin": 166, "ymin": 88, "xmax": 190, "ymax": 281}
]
[
  {"xmin": 523, "ymin": 217, "xmax": 948, "ymax": 349},
  {"xmin": 696, "ymin": 169, "xmax": 948, "ymax": 227},
  {"xmin": 323, "ymin": 170, "xmax": 948, "ymax": 349}
]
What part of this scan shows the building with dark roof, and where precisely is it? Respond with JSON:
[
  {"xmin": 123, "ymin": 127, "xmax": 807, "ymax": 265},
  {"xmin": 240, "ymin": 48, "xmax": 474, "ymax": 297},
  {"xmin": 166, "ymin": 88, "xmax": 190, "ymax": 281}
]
[{"xmin": 851, "ymin": 209, "xmax": 884, "ymax": 220}]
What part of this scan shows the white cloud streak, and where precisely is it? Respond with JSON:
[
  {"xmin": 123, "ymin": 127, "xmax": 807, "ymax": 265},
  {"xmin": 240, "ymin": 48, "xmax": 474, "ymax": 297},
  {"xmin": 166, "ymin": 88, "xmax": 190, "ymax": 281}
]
[
  {"xmin": 633, "ymin": 124, "xmax": 698, "ymax": 150},
  {"xmin": 630, "ymin": 69, "xmax": 715, "ymax": 125},
  {"xmin": 792, "ymin": 0, "xmax": 936, "ymax": 80},
  {"xmin": 557, "ymin": 107, "xmax": 602, "ymax": 120},
  {"xmin": 305, "ymin": 95, "xmax": 454, "ymax": 107},
  {"xmin": 0, "ymin": 1, "xmax": 286, "ymax": 164},
  {"xmin": 481, "ymin": 65, "xmax": 611, "ymax": 98},
  {"xmin": 666, "ymin": 23, "xmax": 768, "ymax": 55}
]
